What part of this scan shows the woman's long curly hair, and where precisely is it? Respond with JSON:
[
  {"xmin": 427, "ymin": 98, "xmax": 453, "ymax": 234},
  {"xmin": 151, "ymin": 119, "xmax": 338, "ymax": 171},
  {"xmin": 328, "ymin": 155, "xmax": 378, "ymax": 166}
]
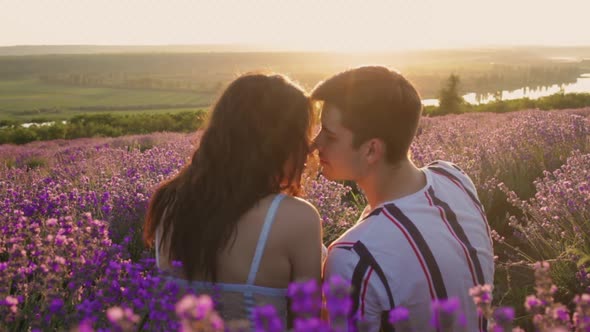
[{"xmin": 144, "ymin": 73, "xmax": 314, "ymax": 281}]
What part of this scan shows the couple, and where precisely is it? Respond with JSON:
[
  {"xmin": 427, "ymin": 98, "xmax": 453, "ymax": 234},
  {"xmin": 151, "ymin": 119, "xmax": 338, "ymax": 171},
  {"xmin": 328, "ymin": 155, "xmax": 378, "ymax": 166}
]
[{"xmin": 143, "ymin": 66, "xmax": 494, "ymax": 331}]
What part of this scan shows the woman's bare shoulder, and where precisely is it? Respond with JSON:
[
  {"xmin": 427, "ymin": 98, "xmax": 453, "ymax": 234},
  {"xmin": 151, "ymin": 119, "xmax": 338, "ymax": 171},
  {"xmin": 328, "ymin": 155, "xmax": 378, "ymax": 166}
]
[
  {"xmin": 268, "ymin": 196, "xmax": 321, "ymax": 241},
  {"xmin": 276, "ymin": 196, "xmax": 321, "ymax": 224},
  {"xmin": 272, "ymin": 196, "xmax": 322, "ymax": 262}
]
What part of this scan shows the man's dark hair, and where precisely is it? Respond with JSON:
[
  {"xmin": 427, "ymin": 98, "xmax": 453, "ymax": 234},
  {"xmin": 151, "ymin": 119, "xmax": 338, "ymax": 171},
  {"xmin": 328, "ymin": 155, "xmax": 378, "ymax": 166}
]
[{"xmin": 311, "ymin": 66, "xmax": 423, "ymax": 164}]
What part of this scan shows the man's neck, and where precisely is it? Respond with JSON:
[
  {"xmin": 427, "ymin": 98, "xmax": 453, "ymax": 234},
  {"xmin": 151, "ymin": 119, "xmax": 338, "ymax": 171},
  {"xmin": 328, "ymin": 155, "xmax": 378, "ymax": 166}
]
[{"xmin": 357, "ymin": 159, "xmax": 426, "ymax": 211}]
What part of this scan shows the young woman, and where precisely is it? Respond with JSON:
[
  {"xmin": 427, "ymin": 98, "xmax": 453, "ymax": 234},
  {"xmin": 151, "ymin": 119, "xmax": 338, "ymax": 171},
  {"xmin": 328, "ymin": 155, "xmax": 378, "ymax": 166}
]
[{"xmin": 144, "ymin": 73, "xmax": 322, "ymax": 325}]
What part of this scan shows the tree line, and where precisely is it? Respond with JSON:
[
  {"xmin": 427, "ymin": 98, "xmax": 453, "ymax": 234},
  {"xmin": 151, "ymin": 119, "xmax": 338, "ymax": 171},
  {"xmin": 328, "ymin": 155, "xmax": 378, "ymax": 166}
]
[
  {"xmin": 36, "ymin": 64, "xmax": 582, "ymax": 99},
  {"xmin": 0, "ymin": 111, "xmax": 206, "ymax": 145},
  {"xmin": 428, "ymin": 74, "xmax": 590, "ymax": 116},
  {"xmin": 39, "ymin": 73, "xmax": 222, "ymax": 93}
]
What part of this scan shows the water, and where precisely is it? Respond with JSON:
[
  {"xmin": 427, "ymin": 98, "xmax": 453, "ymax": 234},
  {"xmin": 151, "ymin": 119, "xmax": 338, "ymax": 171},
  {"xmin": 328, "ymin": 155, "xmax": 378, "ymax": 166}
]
[
  {"xmin": 20, "ymin": 120, "xmax": 67, "ymax": 128},
  {"xmin": 422, "ymin": 73, "xmax": 590, "ymax": 107}
]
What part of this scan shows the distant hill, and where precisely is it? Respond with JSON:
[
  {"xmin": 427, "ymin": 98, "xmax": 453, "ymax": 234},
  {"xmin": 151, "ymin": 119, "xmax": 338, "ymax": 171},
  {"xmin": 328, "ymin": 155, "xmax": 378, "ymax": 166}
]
[
  {"xmin": 2, "ymin": 44, "xmax": 590, "ymax": 59},
  {"xmin": 1, "ymin": 45, "xmax": 589, "ymax": 122},
  {"xmin": 0, "ymin": 44, "xmax": 281, "ymax": 56}
]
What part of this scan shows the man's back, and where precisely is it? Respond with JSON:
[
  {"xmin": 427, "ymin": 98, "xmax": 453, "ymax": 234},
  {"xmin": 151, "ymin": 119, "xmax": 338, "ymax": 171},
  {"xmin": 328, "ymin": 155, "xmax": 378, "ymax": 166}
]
[{"xmin": 324, "ymin": 161, "xmax": 494, "ymax": 332}]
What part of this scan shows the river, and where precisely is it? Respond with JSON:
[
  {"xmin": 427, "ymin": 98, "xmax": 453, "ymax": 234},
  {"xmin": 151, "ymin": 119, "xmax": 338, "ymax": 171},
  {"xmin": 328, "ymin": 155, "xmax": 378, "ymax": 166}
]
[{"xmin": 422, "ymin": 73, "xmax": 590, "ymax": 107}]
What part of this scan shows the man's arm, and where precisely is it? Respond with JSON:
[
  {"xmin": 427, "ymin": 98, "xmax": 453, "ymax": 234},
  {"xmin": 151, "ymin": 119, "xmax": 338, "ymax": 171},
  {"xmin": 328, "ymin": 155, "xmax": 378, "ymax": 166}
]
[{"xmin": 324, "ymin": 244, "xmax": 387, "ymax": 330}]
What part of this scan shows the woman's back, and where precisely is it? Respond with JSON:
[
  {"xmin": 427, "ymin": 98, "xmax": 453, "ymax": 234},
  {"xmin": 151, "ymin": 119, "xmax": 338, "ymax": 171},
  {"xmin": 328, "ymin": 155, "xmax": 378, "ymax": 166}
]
[
  {"xmin": 156, "ymin": 194, "xmax": 322, "ymax": 322},
  {"xmin": 213, "ymin": 194, "xmax": 291, "ymax": 287}
]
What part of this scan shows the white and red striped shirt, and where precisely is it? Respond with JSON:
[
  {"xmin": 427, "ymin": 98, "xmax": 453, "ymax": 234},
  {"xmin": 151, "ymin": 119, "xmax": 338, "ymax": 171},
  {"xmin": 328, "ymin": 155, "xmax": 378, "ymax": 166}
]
[{"xmin": 324, "ymin": 161, "xmax": 494, "ymax": 332}]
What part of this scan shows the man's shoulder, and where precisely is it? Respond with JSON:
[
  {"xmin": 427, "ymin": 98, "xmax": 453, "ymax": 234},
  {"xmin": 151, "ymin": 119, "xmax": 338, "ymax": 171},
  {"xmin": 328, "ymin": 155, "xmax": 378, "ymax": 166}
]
[
  {"xmin": 425, "ymin": 160, "xmax": 468, "ymax": 176},
  {"xmin": 425, "ymin": 160, "xmax": 477, "ymax": 192},
  {"xmin": 327, "ymin": 213, "xmax": 395, "ymax": 264},
  {"xmin": 328, "ymin": 220, "xmax": 364, "ymax": 248},
  {"xmin": 326, "ymin": 223, "xmax": 384, "ymax": 272},
  {"xmin": 331, "ymin": 211, "xmax": 387, "ymax": 244}
]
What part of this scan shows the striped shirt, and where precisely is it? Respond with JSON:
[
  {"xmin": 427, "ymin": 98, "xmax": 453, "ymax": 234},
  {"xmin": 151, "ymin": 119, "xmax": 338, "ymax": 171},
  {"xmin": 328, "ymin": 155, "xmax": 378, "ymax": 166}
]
[{"xmin": 324, "ymin": 161, "xmax": 494, "ymax": 332}]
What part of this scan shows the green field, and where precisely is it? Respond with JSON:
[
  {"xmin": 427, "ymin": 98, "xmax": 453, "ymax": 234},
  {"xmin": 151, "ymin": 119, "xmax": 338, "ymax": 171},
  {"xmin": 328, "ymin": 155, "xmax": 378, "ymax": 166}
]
[
  {"xmin": 0, "ymin": 79, "xmax": 209, "ymax": 121},
  {"xmin": 1, "ymin": 47, "xmax": 590, "ymax": 122}
]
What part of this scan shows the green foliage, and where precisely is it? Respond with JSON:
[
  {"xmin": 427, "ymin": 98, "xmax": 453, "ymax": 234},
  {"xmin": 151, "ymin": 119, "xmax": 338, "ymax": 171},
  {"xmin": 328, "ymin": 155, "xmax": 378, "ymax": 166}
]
[
  {"xmin": 424, "ymin": 91, "xmax": 590, "ymax": 116},
  {"xmin": 24, "ymin": 157, "xmax": 46, "ymax": 170},
  {"xmin": 436, "ymin": 74, "xmax": 465, "ymax": 115},
  {"xmin": 537, "ymin": 92, "xmax": 590, "ymax": 110},
  {"xmin": 9, "ymin": 127, "xmax": 39, "ymax": 144},
  {"xmin": 0, "ymin": 110, "xmax": 207, "ymax": 145}
]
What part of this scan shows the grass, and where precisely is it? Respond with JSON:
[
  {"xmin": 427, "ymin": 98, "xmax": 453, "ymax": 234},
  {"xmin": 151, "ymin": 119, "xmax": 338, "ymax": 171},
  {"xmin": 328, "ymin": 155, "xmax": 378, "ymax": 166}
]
[{"xmin": 0, "ymin": 79, "xmax": 211, "ymax": 121}]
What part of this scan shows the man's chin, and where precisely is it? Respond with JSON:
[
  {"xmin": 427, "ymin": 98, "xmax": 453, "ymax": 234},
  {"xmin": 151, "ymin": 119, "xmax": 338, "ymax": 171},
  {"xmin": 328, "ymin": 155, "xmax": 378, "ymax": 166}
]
[
  {"xmin": 321, "ymin": 173, "xmax": 334, "ymax": 181},
  {"xmin": 321, "ymin": 170, "xmax": 355, "ymax": 182},
  {"xmin": 320, "ymin": 164, "xmax": 349, "ymax": 181},
  {"xmin": 319, "ymin": 169, "xmax": 339, "ymax": 181}
]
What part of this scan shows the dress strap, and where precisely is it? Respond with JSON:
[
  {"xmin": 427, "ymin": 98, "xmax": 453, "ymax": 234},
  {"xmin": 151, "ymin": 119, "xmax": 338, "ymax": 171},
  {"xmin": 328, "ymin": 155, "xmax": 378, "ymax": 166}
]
[{"xmin": 246, "ymin": 194, "xmax": 286, "ymax": 285}]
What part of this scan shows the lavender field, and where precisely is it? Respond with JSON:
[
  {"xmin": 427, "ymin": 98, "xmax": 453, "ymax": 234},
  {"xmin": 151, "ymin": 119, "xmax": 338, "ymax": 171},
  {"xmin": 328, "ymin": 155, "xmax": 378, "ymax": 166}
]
[{"xmin": 1, "ymin": 108, "xmax": 590, "ymax": 331}]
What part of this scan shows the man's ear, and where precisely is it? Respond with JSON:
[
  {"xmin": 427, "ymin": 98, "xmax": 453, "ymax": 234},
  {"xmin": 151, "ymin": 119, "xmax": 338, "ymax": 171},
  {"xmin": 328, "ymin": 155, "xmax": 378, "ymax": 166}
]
[{"xmin": 364, "ymin": 138, "xmax": 386, "ymax": 164}]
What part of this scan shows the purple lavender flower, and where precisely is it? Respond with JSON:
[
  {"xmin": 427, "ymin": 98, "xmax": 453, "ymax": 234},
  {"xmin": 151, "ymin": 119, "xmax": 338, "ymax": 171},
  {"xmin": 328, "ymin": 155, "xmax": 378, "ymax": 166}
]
[
  {"xmin": 389, "ymin": 307, "xmax": 410, "ymax": 324},
  {"xmin": 430, "ymin": 297, "xmax": 465, "ymax": 331},
  {"xmin": 552, "ymin": 304, "xmax": 570, "ymax": 323},
  {"xmin": 322, "ymin": 275, "xmax": 353, "ymax": 331},
  {"xmin": 48, "ymin": 298, "xmax": 64, "ymax": 314},
  {"xmin": 288, "ymin": 279, "xmax": 322, "ymax": 318},
  {"xmin": 492, "ymin": 306, "xmax": 515, "ymax": 331},
  {"xmin": 294, "ymin": 317, "xmax": 331, "ymax": 332},
  {"xmin": 524, "ymin": 295, "xmax": 543, "ymax": 312},
  {"xmin": 469, "ymin": 284, "xmax": 493, "ymax": 318},
  {"xmin": 253, "ymin": 304, "xmax": 283, "ymax": 332},
  {"xmin": 323, "ymin": 275, "xmax": 353, "ymax": 317}
]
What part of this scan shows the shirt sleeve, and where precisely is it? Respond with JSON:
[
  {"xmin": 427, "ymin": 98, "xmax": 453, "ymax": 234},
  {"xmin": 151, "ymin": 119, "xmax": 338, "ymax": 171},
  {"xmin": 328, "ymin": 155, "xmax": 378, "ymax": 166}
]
[
  {"xmin": 324, "ymin": 245, "xmax": 385, "ymax": 331},
  {"xmin": 436, "ymin": 160, "xmax": 480, "ymax": 195},
  {"xmin": 324, "ymin": 246, "xmax": 358, "ymax": 284}
]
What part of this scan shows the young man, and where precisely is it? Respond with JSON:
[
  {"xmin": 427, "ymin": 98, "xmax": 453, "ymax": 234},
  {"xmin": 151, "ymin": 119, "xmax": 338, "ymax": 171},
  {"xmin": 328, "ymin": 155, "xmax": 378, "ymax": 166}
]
[{"xmin": 314, "ymin": 66, "xmax": 494, "ymax": 332}]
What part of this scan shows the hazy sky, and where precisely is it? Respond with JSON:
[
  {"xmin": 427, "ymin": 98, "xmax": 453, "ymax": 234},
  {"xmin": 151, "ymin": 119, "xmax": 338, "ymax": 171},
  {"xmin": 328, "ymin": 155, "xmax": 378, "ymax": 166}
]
[{"xmin": 2, "ymin": 0, "xmax": 589, "ymax": 51}]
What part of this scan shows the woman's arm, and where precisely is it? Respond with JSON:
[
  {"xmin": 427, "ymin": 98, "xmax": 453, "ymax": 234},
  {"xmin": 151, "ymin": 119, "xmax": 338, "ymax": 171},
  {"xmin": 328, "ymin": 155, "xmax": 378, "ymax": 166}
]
[
  {"xmin": 285, "ymin": 199, "xmax": 323, "ymax": 284},
  {"xmin": 283, "ymin": 198, "xmax": 323, "ymax": 328}
]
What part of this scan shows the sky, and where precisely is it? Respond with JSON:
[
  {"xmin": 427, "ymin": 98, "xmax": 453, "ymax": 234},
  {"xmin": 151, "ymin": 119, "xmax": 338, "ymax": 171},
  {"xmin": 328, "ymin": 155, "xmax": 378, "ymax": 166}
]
[{"xmin": 1, "ymin": 0, "xmax": 590, "ymax": 51}]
